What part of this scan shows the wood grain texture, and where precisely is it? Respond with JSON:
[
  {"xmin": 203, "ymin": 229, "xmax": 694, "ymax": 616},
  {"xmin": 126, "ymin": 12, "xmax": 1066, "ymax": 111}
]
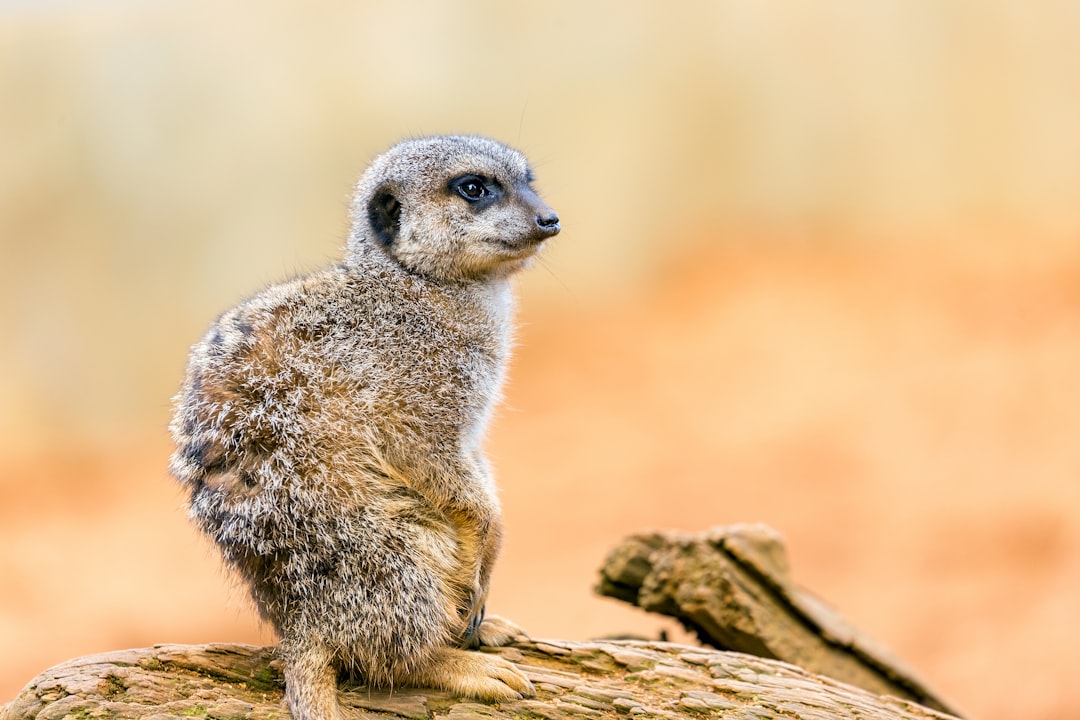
[
  {"xmin": 2, "ymin": 640, "xmax": 959, "ymax": 720},
  {"xmin": 597, "ymin": 525, "xmax": 960, "ymax": 716}
]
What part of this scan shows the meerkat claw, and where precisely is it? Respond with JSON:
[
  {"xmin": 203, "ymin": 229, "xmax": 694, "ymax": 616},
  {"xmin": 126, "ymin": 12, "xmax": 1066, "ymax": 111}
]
[
  {"xmin": 460, "ymin": 602, "xmax": 487, "ymax": 647},
  {"xmin": 483, "ymin": 657, "xmax": 535, "ymax": 698}
]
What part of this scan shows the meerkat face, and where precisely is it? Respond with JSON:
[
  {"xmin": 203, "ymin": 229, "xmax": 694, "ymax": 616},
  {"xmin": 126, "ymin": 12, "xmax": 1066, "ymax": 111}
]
[{"xmin": 350, "ymin": 136, "xmax": 560, "ymax": 283}]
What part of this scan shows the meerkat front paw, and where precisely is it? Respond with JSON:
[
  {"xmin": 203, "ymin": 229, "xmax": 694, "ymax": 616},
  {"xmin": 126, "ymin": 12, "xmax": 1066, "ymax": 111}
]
[
  {"xmin": 474, "ymin": 614, "xmax": 529, "ymax": 647},
  {"xmin": 460, "ymin": 599, "xmax": 487, "ymax": 647},
  {"xmin": 405, "ymin": 647, "xmax": 535, "ymax": 701}
]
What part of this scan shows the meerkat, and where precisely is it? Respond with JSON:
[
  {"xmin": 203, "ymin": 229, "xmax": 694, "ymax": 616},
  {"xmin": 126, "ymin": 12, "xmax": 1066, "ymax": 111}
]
[{"xmin": 168, "ymin": 135, "xmax": 560, "ymax": 720}]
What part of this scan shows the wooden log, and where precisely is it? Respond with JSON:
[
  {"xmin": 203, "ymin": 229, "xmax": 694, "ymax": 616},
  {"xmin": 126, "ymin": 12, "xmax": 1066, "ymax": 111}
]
[
  {"xmin": 1, "ymin": 640, "xmax": 959, "ymax": 720},
  {"xmin": 597, "ymin": 524, "xmax": 960, "ymax": 716}
]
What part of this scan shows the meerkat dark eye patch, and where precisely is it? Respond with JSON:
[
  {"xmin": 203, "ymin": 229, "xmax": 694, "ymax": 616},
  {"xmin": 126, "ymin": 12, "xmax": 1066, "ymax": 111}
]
[
  {"xmin": 450, "ymin": 175, "xmax": 501, "ymax": 206},
  {"xmin": 368, "ymin": 186, "xmax": 401, "ymax": 246}
]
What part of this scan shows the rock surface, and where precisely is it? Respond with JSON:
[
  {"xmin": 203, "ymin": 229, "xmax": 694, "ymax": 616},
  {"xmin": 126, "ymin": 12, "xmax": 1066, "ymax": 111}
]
[{"xmin": 1, "ymin": 640, "xmax": 960, "ymax": 720}]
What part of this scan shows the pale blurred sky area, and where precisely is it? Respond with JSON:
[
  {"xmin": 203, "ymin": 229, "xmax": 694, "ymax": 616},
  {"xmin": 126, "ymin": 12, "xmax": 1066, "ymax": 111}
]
[{"xmin": 2, "ymin": 1, "xmax": 1079, "ymax": 450}]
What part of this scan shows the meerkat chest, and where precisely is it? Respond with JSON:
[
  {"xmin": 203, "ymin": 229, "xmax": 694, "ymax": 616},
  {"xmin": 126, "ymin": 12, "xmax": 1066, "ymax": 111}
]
[
  {"xmin": 325, "ymin": 277, "xmax": 513, "ymax": 436},
  {"xmin": 394, "ymin": 291, "xmax": 509, "ymax": 406}
]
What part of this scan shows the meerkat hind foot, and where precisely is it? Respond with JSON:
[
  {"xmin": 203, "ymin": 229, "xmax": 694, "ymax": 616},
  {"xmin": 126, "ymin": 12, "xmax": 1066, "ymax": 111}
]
[
  {"xmin": 405, "ymin": 647, "xmax": 534, "ymax": 702},
  {"xmin": 475, "ymin": 614, "xmax": 529, "ymax": 647}
]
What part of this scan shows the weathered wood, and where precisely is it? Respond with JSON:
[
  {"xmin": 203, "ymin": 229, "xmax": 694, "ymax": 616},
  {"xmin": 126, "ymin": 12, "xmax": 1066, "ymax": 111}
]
[
  {"xmin": 1, "ymin": 641, "xmax": 959, "ymax": 720},
  {"xmin": 597, "ymin": 524, "xmax": 960, "ymax": 716}
]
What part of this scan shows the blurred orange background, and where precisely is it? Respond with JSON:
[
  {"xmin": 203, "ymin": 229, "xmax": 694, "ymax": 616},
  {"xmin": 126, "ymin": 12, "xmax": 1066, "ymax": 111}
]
[{"xmin": 2, "ymin": 3, "xmax": 1079, "ymax": 719}]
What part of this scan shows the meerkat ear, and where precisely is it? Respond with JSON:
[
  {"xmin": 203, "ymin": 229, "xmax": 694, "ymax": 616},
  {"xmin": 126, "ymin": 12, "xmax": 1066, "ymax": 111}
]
[{"xmin": 367, "ymin": 185, "xmax": 401, "ymax": 246}]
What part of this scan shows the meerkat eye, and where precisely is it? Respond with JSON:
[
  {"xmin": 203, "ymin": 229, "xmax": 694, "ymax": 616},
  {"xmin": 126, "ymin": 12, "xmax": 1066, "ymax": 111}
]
[{"xmin": 453, "ymin": 175, "xmax": 490, "ymax": 202}]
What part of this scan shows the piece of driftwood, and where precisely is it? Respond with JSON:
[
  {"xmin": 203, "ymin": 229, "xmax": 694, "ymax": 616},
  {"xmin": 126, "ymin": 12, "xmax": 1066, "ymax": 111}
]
[
  {"xmin": 597, "ymin": 524, "xmax": 959, "ymax": 717},
  {"xmin": 2, "ymin": 640, "xmax": 959, "ymax": 720}
]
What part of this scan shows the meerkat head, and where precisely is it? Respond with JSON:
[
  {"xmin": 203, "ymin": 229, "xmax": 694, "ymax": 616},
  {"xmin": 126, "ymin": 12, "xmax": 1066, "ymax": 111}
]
[{"xmin": 347, "ymin": 135, "xmax": 560, "ymax": 283}]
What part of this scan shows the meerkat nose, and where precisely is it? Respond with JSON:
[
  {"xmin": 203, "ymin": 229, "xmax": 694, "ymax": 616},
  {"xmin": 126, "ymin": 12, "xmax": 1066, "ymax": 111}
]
[{"xmin": 536, "ymin": 210, "xmax": 560, "ymax": 234}]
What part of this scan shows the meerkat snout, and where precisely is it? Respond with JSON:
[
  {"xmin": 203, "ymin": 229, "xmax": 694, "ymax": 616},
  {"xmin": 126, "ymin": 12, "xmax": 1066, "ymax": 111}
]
[
  {"xmin": 506, "ymin": 184, "xmax": 560, "ymax": 252},
  {"xmin": 520, "ymin": 185, "xmax": 561, "ymax": 236}
]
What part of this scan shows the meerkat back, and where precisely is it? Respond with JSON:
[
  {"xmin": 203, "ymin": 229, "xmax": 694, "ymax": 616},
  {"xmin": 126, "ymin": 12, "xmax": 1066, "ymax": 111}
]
[{"xmin": 168, "ymin": 136, "xmax": 559, "ymax": 720}]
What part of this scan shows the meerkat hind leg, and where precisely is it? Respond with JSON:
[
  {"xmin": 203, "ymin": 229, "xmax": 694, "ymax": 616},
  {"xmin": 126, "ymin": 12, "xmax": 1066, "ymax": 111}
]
[
  {"xmin": 283, "ymin": 644, "xmax": 344, "ymax": 720},
  {"xmin": 403, "ymin": 647, "xmax": 534, "ymax": 701}
]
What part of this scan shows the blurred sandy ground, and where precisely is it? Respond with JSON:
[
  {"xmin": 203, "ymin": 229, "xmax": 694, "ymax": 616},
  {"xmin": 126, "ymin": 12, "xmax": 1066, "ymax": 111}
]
[{"xmin": 2, "ymin": 1, "xmax": 1079, "ymax": 718}]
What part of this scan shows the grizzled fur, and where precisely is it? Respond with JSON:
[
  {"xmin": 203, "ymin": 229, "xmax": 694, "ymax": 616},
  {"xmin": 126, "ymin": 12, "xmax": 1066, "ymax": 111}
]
[{"xmin": 169, "ymin": 136, "xmax": 560, "ymax": 720}]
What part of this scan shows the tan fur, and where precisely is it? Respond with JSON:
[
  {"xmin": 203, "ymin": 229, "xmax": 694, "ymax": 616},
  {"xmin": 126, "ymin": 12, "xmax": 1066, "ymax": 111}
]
[{"xmin": 168, "ymin": 136, "xmax": 559, "ymax": 719}]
